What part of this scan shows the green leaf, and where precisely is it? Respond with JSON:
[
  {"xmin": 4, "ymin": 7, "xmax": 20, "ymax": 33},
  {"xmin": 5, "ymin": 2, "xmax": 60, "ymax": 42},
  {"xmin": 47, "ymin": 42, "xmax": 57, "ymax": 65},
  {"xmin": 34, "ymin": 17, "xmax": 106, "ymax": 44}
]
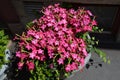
[
  {"xmin": 107, "ymin": 59, "xmax": 111, "ymax": 64},
  {"xmin": 30, "ymin": 70, "xmax": 33, "ymax": 74},
  {"xmin": 92, "ymin": 37, "xmax": 95, "ymax": 40},
  {"xmin": 94, "ymin": 48, "xmax": 108, "ymax": 63},
  {"xmin": 26, "ymin": 22, "xmax": 34, "ymax": 28},
  {"xmin": 0, "ymin": 53, "xmax": 4, "ymax": 57},
  {"xmin": 0, "ymin": 30, "xmax": 4, "ymax": 36},
  {"xmin": 34, "ymin": 75, "xmax": 37, "ymax": 80},
  {"xmin": 35, "ymin": 60, "xmax": 39, "ymax": 66},
  {"xmin": 99, "ymin": 28, "xmax": 103, "ymax": 33},
  {"xmin": 95, "ymin": 41, "xmax": 99, "ymax": 45},
  {"xmin": 30, "ymin": 78, "xmax": 33, "ymax": 80},
  {"xmin": 65, "ymin": 73, "xmax": 69, "ymax": 77},
  {"xmin": 26, "ymin": 37, "xmax": 33, "ymax": 41},
  {"xmin": 103, "ymin": 57, "xmax": 107, "ymax": 63}
]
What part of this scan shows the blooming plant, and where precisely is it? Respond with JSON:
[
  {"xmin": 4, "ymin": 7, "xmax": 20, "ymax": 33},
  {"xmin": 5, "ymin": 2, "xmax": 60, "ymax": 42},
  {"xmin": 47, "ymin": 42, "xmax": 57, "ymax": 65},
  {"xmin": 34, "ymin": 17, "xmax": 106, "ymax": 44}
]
[
  {"xmin": 14, "ymin": 4, "xmax": 109, "ymax": 80},
  {"xmin": 0, "ymin": 30, "xmax": 9, "ymax": 68}
]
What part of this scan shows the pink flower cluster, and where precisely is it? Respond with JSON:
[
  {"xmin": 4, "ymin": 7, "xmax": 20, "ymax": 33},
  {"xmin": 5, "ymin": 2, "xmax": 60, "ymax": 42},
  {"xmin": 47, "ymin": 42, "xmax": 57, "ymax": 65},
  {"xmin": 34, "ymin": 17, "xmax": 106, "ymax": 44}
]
[{"xmin": 15, "ymin": 4, "xmax": 97, "ymax": 72}]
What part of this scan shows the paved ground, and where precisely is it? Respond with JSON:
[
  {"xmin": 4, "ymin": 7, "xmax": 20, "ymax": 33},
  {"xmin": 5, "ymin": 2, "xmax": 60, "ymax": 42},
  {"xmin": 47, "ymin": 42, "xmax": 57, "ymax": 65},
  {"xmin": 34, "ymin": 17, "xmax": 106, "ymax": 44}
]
[{"xmin": 65, "ymin": 49, "xmax": 120, "ymax": 80}]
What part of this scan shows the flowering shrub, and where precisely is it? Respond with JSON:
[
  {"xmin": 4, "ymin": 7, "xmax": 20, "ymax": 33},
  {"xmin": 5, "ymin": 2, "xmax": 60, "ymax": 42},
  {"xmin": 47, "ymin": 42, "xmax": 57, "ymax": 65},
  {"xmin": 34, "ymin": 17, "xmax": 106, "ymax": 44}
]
[
  {"xmin": 14, "ymin": 4, "xmax": 108, "ymax": 80},
  {"xmin": 0, "ymin": 30, "xmax": 9, "ymax": 68}
]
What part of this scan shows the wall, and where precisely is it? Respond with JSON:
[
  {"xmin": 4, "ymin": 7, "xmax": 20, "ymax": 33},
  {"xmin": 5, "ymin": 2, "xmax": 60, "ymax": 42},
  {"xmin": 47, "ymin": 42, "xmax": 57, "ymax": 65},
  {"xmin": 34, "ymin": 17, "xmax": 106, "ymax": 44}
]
[{"xmin": 18, "ymin": 0, "xmax": 120, "ymax": 5}]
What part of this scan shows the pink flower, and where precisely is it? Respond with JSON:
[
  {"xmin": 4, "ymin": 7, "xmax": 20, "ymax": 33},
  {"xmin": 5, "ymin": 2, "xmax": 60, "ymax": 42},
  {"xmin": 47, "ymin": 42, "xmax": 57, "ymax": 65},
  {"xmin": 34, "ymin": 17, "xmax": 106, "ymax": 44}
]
[
  {"xmin": 41, "ymin": 25, "xmax": 46, "ymax": 30},
  {"xmin": 54, "ymin": 26, "xmax": 59, "ymax": 31},
  {"xmin": 67, "ymin": 47, "xmax": 71, "ymax": 51},
  {"xmin": 44, "ymin": 9, "xmax": 51, "ymax": 15},
  {"xmin": 16, "ymin": 51, "xmax": 21, "ymax": 58},
  {"xmin": 35, "ymin": 56, "xmax": 40, "ymax": 60},
  {"xmin": 80, "ymin": 58, "xmax": 85, "ymax": 66},
  {"xmin": 82, "ymin": 48, "xmax": 88, "ymax": 56},
  {"xmin": 83, "ymin": 16, "xmax": 90, "ymax": 25},
  {"xmin": 26, "ymin": 44, "xmax": 31, "ymax": 50},
  {"xmin": 26, "ymin": 61, "xmax": 34, "ymax": 70},
  {"xmin": 70, "ymin": 43, "xmax": 75, "ymax": 48},
  {"xmin": 40, "ymin": 39, "xmax": 46, "ymax": 48},
  {"xmin": 92, "ymin": 20, "xmax": 97, "ymax": 25},
  {"xmin": 59, "ymin": 19, "xmax": 67, "ymax": 25},
  {"xmin": 71, "ymin": 53, "xmax": 78, "ymax": 60},
  {"xmin": 29, "ymin": 52, "xmax": 36, "ymax": 59},
  {"xmin": 60, "ymin": 13, "xmax": 66, "ymax": 18},
  {"xmin": 18, "ymin": 62, "xmax": 24, "ymax": 70},
  {"xmin": 80, "ymin": 41, "xmax": 85, "ymax": 47},
  {"xmin": 65, "ymin": 64, "xmax": 71, "ymax": 72},
  {"xmin": 48, "ymin": 5, "xmax": 52, "ymax": 9},
  {"xmin": 70, "ymin": 43, "xmax": 77, "ymax": 48},
  {"xmin": 71, "ymin": 62, "xmax": 78, "ymax": 70},
  {"xmin": 48, "ymin": 52, "xmax": 54, "ymax": 58},
  {"xmin": 19, "ymin": 41, "xmax": 25, "ymax": 47},
  {"xmin": 55, "ymin": 41, "xmax": 59, "ymax": 46},
  {"xmin": 16, "ymin": 51, "xmax": 28, "ymax": 60},
  {"xmin": 66, "ymin": 29, "xmax": 73, "ymax": 34},
  {"xmin": 63, "ymin": 43, "xmax": 68, "ymax": 48},
  {"xmin": 40, "ymin": 55, "xmax": 45, "ymax": 61},
  {"xmin": 76, "ymin": 56, "xmax": 81, "ymax": 62},
  {"xmin": 38, "ymin": 49, "xmax": 43, "ymax": 54},
  {"xmin": 83, "ymin": 26, "xmax": 92, "ymax": 31},
  {"xmin": 32, "ymin": 19, "xmax": 37, "ymax": 23},
  {"xmin": 47, "ymin": 23, "xmax": 53, "ymax": 27},
  {"xmin": 87, "ymin": 10, "xmax": 93, "ymax": 16},
  {"xmin": 54, "ymin": 3, "xmax": 60, "ymax": 7},
  {"xmin": 57, "ymin": 58, "xmax": 64, "ymax": 65},
  {"xmin": 21, "ymin": 53, "xmax": 28, "ymax": 60},
  {"xmin": 57, "ymin": 31, "xmax": 64, "ymax": 36},
  {"xmin": 13, "ymin": 36, "xmax": 19, "ymax": 40},
  {"xmin": 31, "ymin": 39, "xmax": 38, "ymax": 45},
  {"xmin": 62, "ymin": 27, "xmax": 67, "ymax": 32},
  {"xmin": 48, "ymin": 39, "xmax": 55, "ymax": 45},
  {"xmin": 47, "ymin": 45, "xmax": 54, "ymax": 52},
  {"xmin": 49, "ymin": 63, "xmax": 54, "ymax": 69},
  {"xmin": 69, "ymin": 9, "xmax": 75, "ymax": 14},
  {"xmin": 34, "ymin": 33, "xmax": 40, "ymax": 39},
  {"xmin": 63, "ymin": 52, "xmax": 70, "ymax": 58},
  {"xmin": 27, "ymin": 29, "xmax": 35, "ymax": 36}
]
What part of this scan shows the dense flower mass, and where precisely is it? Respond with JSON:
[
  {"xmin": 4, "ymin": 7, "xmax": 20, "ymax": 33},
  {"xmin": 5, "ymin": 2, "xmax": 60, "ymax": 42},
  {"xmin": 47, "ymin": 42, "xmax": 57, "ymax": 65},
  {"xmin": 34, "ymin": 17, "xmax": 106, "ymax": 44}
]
[{"xmin": 15, "ymin": 3, "xmax": 97, "ymax": 76}]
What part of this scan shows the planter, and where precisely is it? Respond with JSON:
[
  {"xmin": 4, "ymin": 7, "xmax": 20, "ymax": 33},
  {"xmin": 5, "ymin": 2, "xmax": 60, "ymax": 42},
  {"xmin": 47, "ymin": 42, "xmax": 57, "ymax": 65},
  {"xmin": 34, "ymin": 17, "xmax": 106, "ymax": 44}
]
[
  {"xmin": 0, "ymin": 41, "xmax": 12, "ymax": 80},
  {"xmin": 61, "ymin": 53, "xmax": 91, "ymax": 80}
]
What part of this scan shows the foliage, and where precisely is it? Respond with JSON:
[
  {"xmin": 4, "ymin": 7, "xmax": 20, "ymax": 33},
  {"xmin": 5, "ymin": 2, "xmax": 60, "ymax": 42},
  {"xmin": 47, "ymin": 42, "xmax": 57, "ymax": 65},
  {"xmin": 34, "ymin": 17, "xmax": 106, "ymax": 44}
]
[
  {"xmin": 0, "ymin": 30, "xmax": 9, "ymax": 68},
  {"xmin": 14, "ymin": 4, "xmax": 109, "ymax": 80}
]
